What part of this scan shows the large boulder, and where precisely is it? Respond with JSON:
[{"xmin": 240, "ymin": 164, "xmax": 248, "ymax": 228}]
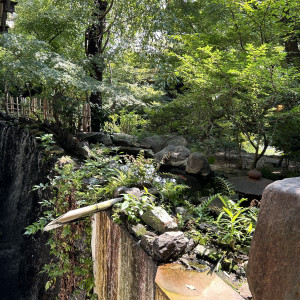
[
  {"xmin": 140, "ymin": 135, "xmax": 166, "ymax": 153},
  {"xmin": 140, "ymin": 135, "xmax": 188, "ymax": 153},
  {"xmin": 247, "ymin": 177, "xmax": 300, "ymax": 300},
  {"xmin": 166, "ymin": 136, "xmax": 188, "ymax": 148},
  {"xmin": 153, "ymin": 231, "xmax": 189, "ymax": 261},
  {"xmin": 154, "ymin": 145, "xmax": 190, "ymax": 167},
  {"xmin": 185, "ymin": 152, "xmax": 211, "ymax": 177},
  {"xmin": 111, "ymin": 133, "xmax": 139, "ymax": 147}
]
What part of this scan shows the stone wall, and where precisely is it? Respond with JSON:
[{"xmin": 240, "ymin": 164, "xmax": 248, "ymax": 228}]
[
  {"xmin": 0, "ymin": 121, "xmax": 56, "ymax": 299},
  {"xmin": 92, "ymin": 211, "xmax": 157, "ymax": 300}
]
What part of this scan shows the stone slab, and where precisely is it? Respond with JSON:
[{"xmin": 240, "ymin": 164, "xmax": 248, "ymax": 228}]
[{"xmin": 228, "ymin": 176, "xmax": 273, "ymax": 196}]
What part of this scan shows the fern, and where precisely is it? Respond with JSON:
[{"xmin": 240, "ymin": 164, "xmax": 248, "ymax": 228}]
[
  {"xmin": 215, "ymin": 176, "xmax": 235, "ymax": 196},
  {"xmin": 193, "ymin": 193, "xmax": 220, "ymax": 219},
  {"xmin": 201, "ymin": 193, "xmax": 220, "ymax": 209}
]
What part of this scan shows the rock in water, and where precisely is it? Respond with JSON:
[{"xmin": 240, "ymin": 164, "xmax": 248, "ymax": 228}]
[{"xmin": 247, "ymin": 177, "xmax": 300, "ymax": 300}]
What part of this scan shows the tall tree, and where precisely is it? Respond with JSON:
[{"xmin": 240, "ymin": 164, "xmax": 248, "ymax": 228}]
[{"xmin": 85, "ymin": 0, "xmax": 111, "ymax": 130}]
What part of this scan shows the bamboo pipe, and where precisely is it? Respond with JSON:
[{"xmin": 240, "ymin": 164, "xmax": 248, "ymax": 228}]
[{"xmin": 43, "ymin": 197, "xmax": 123, "ymax": 231}]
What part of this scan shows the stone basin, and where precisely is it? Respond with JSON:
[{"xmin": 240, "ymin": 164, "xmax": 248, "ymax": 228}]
[{"xmin": 155, "ymin": 263, "xmax": 243, "ymax": 299}]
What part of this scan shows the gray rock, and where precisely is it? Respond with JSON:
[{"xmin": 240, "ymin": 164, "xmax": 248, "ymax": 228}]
[
  {"xmin": 142, "ymin": 207, "xmax": 178, "ymax": 233},
  {"xmin": 194, "ymin": 244, "xmax": 216, "ymax": 257},
  {"xmin": 175, "ymin": 207, "xmax": 187, "ymax": 215},
  {"xmin": 140, "ymin": 135, "xmax": 166, "ymax": 153},
  {"xmin": 185, "ymin": 152, "xmax": 211, "ymax": 176},
  {"xmin": 166, "ymin": 136, "xmax": 188, "ymax": 147},
  {"xmin": 247, "ymin": 177, "xmax": 300, "ymax": 300},
  {"xmin": 153, "ymin": 231, "xmax": 189, "ymax": 261},
  {"xmin": 194, "ymin": 244, "xmax": 222, "ymax": 262},
  {"xmin": 125, "ymin": 187, "xmax": 144, "ymax": 199},
  {"xmin": 147, "ymin": 187, "xmax": 159, "ymax": 195},
  {"xmin": 111, "ymin": 133, "xmax": 139, "ymax": 147},
  {"xmin": 79, "ymin": 142, "xmax": 93, "ymax": 158},
  {"xmin": 76, "ymin": 132, "xmax": 113, "ymax": 146},
  {"xmin": 113, "ymin": 187, "xmax": 144, "ymax": 199},
  {"xmin": 154, "ymin": 145, "xmax": 190, "ymax": 167},
  {"xmin": 98, "ymin": 134, "xmax": 113, "ymax": 146},
  {"xmin": 131, "ymin": 224, "xmax": 147, "ymax": 237},
  {"xmin": 113, "ymin": 186, "xmax": 128, "ymax": 198},
  {"xmin": 185, "ymin": 238, "xmax": 196, "ymax": 253},
  {"xmin": 141, "ymin": 234, "xmax": 157, "ymax": 256}
]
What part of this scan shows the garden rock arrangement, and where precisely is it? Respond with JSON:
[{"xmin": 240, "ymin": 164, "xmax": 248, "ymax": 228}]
[
  {"xmin": 75, "ymin": 132, "xmax": 253, "ymax": 280},
  {"xmin": 77, "ymin": 132, "xmax": 212, "ymax": 178}
]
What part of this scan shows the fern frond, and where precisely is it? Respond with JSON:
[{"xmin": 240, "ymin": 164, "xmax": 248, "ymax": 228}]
[
  {"xmin": 200, "ymin": 193, "xmax": 220, "ymax": 209},
  {"xmin": 215, "ymin": 176, "xmax": 235, "ymax": 195}
]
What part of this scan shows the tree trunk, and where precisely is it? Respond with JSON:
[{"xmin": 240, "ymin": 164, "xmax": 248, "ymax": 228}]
[
  {"xmin": 85, "ymin": 0, "xmax": 108, "ymax": 131},
  {"xmin": 281, "ymin": 12, "xmax": 300, "ymax": 70},
  {"xmin": 250, "ymin": 134, "xmax": 269, "ymax": 169},
  {"xmin": 285, "ymin": 36, "xmax": 300, "ymax": 69}
]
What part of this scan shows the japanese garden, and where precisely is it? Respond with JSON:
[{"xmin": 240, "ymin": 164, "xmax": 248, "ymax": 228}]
[{"xmin": 0, "ymin": 0, "xmax": 299, "ymax": 299}]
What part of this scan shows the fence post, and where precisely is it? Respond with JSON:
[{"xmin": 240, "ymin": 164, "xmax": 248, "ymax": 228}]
[
  {"xmin": 82, "ymin": 103, "xmax": 91, "ymax": 132},
  {"xmin": 83, "ymin": 103, "xmax": 88, "ymax": 132},
  {"xmin": 16, "ymin": 97, "xmax": 19, "ymax": 117},
  {"xmin": 9, "ymin": 96, "xmax": 14, "ymax": 115}
]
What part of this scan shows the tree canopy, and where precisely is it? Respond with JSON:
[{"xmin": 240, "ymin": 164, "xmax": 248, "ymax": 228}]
[{"xmin": 0, "ymin": 0, "xmax": 299, "ymax": 165}]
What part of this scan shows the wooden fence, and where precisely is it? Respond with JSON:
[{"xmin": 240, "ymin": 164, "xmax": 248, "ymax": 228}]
[{"xmin": 0, "ymin": 96, "xmax": 91, "ymax": 132}]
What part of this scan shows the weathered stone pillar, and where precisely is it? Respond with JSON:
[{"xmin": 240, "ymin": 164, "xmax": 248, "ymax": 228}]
[
  {"xmin": 92, "ymin": 211, "xmax": 157, "ymax": 300},
  {"xmin": 247, "ymin": 177, "xmax": 300, "ymax": 300}
]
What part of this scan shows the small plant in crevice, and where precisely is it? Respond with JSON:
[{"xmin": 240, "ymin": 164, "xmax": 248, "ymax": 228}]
[
  {"xmin": 39, "ymin": 133, "xmax": 56, "ymax": 151},
  {"xmin": 112, "ymin": 188, "xmax": 156, "ymax": 223}
]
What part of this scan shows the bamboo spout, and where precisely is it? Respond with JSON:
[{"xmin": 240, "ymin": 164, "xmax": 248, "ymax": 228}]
[{"xmin": 43, "ymin": 197, "xmax": 123, "ymax": 231}]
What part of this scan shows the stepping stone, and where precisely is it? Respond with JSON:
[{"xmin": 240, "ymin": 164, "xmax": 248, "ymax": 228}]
[
  {"xmin": 155, "ymin": 263, "xmax": 244, "ymax": 299},
  {"xmin": 228, "ymin": 176, "xmax": 273, "ymax": 196}
]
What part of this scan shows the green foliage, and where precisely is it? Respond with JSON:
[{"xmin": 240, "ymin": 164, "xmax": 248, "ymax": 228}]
[
  {"xmin": 194, "ymin": 194, "xmax": 220, "ymax": 220},
  {"xmin": 113, "ymin": 189, "xmax": 156, "ymax": 223},
  {"xmin": 157, "ymin": 180, "xmax": 189, "ymax": 206},
  {"xmin": 268, "ymin": 106, "xmax": 300, "ymax": 162},
  {"xmin": 214, "ymin": 177, "xmax": 235, "ymax": 196},
  {"xmin": 23, "ymin": 149, "xmax": 121, "ymax": 298},
  {"xmin": 103, "ymin": 109, "xmax": 148, "ymax": 135},
  {"xmin": 103, "ymin": 153, "xmax": 156, "ymax": 196},
  {"xmin": 187, "ymin": 229, "xmax": 209, "ymax": 246},
  {"xmin": 24, "ymin": 218, "xmax": 48, "ymax": 235},
  {"xmin": 39, "ymin": 133, "xmax": 55, "ymax": 150},
  {"xmin": 214, "ymin": 196, "xmax": 258, "ymax": 251}
]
